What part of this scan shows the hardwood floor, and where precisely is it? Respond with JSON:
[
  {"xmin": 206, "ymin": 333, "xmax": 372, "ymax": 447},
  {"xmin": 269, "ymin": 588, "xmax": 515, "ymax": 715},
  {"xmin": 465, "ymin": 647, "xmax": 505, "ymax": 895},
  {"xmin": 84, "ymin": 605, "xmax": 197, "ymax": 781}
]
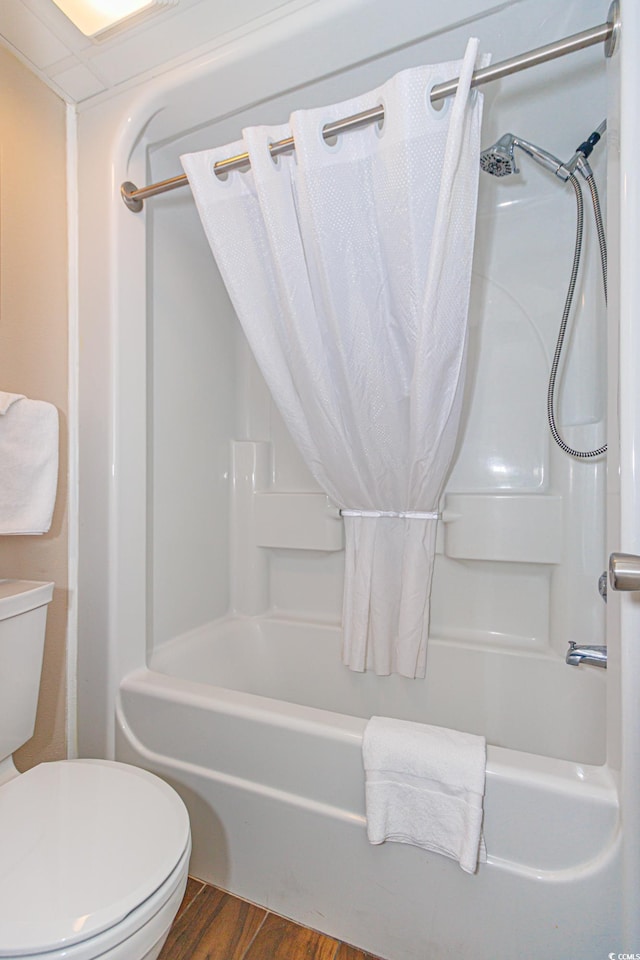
[{"xmin": 160, "ymin": 878, "xmax": 381, "ymax": 960}]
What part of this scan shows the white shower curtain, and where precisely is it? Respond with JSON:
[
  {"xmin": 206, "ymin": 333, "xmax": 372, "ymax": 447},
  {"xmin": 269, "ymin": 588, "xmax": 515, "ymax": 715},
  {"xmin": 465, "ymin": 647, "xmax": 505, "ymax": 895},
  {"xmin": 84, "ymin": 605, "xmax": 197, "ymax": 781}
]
[{"xmin": 181, "ymin": 39, "xmax": 486, "ymax": 678}]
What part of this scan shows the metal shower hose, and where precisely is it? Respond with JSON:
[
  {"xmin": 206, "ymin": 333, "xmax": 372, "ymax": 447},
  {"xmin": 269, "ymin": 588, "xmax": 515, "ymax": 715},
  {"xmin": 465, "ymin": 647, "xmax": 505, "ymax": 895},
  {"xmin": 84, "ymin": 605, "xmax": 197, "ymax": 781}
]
[{"xmin": 547, "ymin": 171, "xmax": 608, "ymax": 459}]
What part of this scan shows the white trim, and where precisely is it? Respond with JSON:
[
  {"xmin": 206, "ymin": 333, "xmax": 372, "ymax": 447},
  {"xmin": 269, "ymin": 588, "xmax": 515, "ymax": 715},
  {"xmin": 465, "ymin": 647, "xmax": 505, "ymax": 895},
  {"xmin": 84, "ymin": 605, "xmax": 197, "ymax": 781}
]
[
  {"xmin": 66, "ymin": 100, "xmax": 79, "ymax": 759},
  {"xmin": 618, "ymin": 0, "xmax": 640, "ymax": 945}
]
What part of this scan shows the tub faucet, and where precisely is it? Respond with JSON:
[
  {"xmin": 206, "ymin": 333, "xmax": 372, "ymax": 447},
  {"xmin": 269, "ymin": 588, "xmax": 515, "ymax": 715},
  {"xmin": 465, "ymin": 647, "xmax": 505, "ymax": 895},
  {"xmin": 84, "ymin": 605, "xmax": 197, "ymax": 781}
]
[{"xmin": 566, "ymin": 642, "xmax": 607, "ymax": 668}]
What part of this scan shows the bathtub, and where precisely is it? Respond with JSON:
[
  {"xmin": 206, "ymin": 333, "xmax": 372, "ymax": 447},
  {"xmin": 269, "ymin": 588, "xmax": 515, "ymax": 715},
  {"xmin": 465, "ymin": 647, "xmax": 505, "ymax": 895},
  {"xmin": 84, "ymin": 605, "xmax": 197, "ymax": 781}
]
[
  {"xmin": 74, "ymin": 0, "xmax": 636, "ymax": 954},
  {"xmin": 116, "ymin": 615, "xmax": 621, "ymax": 960}
]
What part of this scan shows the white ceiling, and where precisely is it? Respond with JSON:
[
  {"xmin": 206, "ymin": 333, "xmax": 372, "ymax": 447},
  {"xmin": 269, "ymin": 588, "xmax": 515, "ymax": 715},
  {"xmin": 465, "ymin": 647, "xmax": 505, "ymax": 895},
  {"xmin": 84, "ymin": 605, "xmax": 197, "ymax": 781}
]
[{"xmin": 0, "ymin": 0, "xmax": 322, "ymax": 104}]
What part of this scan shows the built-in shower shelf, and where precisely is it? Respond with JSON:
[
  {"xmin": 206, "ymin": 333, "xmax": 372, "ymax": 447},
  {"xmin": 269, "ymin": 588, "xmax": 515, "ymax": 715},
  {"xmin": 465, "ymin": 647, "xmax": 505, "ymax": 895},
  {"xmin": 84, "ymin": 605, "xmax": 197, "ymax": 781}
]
[
  {"xmin": 250, "ymin": 482, "xmax": 563, "ymax": 563},
  {"xmin": 442, "ymin": 493, "xmax": 563, "ymax": 564},
  {"xmin": 237, "ymin": 445, "xmax": 562, "ymax": 562},
  {"xmin": 254, "ymin": 492, "xmax": 344, "ymax": 551}
]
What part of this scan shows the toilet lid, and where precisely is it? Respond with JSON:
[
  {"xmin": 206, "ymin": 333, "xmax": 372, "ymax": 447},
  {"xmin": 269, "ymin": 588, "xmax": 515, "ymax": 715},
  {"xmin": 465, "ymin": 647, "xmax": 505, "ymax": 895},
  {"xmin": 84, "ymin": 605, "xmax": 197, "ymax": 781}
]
[{"xmin": 0, "ymin": 759, "xmax": 190, "ymax": 956}]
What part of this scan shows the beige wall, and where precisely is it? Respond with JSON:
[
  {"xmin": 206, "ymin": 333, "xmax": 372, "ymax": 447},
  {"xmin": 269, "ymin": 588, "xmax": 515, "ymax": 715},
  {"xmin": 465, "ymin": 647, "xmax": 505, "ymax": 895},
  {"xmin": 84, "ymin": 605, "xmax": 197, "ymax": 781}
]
[{"xmin": 0, "ymin": 45, "xmax": 68, "ymax": 768}]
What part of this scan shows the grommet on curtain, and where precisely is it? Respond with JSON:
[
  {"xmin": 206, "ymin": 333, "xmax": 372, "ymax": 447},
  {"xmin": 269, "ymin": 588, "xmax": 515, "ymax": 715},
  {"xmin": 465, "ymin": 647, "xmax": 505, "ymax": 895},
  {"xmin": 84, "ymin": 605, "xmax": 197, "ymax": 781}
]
[
  {"xmin": 267, "ymin": 139, "xmax": 282, "ymax": 168},
  {"xmin": 211, "ymin": 157, "xmax": 239, "ymax": 185},
  {"xmin": 426, "ymin": 78, "xmax": 450, "ymax": 116},
  {"xmin": 374, "ymin": 97, "xmax": 387, "ymax": 139},
  {"xmin": 319, "ymin": 120, "xmax": 341, "ymax": 152}
]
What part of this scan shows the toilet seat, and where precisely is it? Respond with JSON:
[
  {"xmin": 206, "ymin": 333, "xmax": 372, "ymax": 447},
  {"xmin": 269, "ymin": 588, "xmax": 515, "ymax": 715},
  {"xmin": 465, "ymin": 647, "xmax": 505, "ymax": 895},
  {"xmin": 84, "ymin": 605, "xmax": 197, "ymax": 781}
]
[
  {"xmin": 0, "ymin": 759, "xmax": 190, "ymax": 958},
  {"xmin": 4, "ymin": 843, "xmax": 191, "ymax": 960}
]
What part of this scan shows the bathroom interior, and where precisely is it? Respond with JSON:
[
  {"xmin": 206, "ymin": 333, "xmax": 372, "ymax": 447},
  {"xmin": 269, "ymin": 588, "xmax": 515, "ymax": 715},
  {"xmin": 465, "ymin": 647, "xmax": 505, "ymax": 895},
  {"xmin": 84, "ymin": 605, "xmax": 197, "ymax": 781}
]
[{"xmin": 1, "ymin": 0, "xmax": 639, "ymax": 958}]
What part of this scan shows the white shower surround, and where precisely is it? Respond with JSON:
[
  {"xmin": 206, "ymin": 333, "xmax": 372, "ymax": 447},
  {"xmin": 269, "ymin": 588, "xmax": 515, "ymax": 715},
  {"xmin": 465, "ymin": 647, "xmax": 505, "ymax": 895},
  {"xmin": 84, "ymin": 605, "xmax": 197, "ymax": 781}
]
[{"xmin": 75, "ymin": 0, "xmax": 640, "ymax": 955}]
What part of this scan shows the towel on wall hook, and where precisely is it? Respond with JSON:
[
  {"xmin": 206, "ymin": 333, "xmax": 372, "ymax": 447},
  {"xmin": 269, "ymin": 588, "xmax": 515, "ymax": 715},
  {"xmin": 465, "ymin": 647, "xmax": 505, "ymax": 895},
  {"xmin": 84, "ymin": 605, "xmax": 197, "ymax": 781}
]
[{"xmin": 0, "ymin": 392, "xmax": 59, "ymax": 535}]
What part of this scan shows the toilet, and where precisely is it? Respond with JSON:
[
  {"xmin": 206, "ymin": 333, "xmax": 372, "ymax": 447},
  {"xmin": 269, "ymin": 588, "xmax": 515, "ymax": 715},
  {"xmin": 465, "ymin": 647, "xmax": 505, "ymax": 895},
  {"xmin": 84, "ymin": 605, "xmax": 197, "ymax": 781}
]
[{"xmin": 0, "ymin": 580, "xmax": 191, "ymax": 960}]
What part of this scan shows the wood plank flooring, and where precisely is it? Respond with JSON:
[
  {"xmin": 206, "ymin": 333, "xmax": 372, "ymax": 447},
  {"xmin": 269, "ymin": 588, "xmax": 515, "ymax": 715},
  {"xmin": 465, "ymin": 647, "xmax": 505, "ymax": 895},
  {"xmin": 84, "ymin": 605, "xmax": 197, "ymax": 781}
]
[{"xmin": 160, "ymin": 878, "xmax": 381, "ymax": 960}]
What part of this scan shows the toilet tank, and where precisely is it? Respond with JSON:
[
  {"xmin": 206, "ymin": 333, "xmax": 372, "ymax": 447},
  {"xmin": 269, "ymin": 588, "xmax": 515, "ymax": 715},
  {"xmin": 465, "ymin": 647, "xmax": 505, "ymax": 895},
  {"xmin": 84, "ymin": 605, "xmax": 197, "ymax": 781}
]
[{"xmin": 0, "ymin": 580, "xmax": 54, "ymax": 764}]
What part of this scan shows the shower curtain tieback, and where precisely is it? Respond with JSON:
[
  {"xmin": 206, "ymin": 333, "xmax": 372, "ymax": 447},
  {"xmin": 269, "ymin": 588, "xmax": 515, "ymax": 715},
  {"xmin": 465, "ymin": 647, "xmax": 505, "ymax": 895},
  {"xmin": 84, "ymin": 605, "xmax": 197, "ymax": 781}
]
[
  {"xmin": 181, "ymin": 37, "xmax": 487, "ymax": 680},
  {"xmin": 340, "ymin": 510, "xmax": 439, "ymax": 520}
]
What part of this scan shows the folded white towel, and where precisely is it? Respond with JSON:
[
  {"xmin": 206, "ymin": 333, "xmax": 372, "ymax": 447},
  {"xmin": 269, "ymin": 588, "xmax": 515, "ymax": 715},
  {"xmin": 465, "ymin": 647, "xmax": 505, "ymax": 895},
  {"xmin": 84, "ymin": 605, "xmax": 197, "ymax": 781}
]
[
  {"xmin": 362, "ymin": 716, "xmax": 486, "ymax": 874},
  {"xmin": 0, "ymin": 393, "xmax": 59, "ymax": 535}
]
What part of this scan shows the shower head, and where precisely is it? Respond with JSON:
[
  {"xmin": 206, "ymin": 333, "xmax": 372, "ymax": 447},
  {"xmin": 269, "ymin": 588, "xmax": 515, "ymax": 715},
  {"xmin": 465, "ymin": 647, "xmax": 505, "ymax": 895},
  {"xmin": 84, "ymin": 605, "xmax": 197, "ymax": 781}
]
[
  {"xmin": 480, "ymin": 133, "xmax": 569, "ymax": 181},
  {"xmin": 480, "ymin": 134, "xmax": 518, "ymax": 177}
]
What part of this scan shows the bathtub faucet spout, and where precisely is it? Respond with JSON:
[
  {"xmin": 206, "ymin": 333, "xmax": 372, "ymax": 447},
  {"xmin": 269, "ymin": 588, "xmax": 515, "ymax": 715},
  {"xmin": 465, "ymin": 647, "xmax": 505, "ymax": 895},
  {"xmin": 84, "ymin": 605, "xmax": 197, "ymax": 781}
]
[{"xmin": 566, "ymin": 642, "xmax": 607, "ymax": 667}]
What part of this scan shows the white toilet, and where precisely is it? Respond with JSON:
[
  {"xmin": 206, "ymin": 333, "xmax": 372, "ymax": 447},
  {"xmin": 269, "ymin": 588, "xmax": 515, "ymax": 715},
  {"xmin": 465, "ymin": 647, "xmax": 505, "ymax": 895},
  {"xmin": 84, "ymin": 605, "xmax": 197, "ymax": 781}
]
[{"xmin": 0, "ymin": 580, "xmax": 191, "ymax": 960}]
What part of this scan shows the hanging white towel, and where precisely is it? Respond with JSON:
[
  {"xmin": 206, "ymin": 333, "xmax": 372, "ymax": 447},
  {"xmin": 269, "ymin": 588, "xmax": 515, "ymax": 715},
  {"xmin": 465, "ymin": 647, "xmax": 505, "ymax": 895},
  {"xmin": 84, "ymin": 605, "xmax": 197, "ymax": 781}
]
[
  {"xmin": 362, "ymin": 716, "xmax": 486, "ymax": 874},
  {"xmin": 0, "ymin": 392, "xmax": 59, "ymax": 535}
]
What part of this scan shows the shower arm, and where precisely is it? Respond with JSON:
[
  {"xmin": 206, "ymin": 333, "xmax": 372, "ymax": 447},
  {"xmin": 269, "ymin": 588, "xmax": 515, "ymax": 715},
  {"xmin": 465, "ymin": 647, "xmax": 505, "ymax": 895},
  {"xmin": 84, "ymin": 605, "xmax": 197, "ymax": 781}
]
[{"xmin": 121, "ymin": 0, "xmax": 620, "ymax": 212}]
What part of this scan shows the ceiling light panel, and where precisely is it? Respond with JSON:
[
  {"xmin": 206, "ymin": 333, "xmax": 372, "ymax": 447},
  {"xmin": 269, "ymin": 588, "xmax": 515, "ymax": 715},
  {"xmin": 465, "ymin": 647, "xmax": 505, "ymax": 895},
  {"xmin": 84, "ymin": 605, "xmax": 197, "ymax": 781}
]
[{"xmin": 50, "ymin": 0, "xmax": 176, "ymax": 38}]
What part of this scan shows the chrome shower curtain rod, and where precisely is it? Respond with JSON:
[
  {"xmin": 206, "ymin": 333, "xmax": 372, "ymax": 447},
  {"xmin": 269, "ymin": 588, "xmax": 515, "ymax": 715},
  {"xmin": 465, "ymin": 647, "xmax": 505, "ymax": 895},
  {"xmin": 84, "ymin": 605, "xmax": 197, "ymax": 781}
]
[{"xmin": 121, "ymin": 0, "xmax": 620, "ymax": 212}]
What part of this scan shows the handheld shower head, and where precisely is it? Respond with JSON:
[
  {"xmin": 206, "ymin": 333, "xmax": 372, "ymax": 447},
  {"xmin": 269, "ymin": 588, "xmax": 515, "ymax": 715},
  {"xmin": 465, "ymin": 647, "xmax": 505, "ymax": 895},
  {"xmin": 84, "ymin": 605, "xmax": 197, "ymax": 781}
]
[
  {"xmin": 480, "ymin": 134, "xmax": 518, "ymax": 177},
  {"xmin": 480, "ymin": 133, "xmax": 569, "ymax": 181}
]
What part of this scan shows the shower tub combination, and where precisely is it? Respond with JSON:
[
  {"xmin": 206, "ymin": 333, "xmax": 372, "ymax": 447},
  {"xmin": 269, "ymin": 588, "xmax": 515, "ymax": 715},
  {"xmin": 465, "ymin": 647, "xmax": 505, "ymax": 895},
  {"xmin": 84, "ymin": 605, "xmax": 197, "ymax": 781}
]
[{"xmin": 77, "ymin": 0, "xmax": 635, "ymax": 957}]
